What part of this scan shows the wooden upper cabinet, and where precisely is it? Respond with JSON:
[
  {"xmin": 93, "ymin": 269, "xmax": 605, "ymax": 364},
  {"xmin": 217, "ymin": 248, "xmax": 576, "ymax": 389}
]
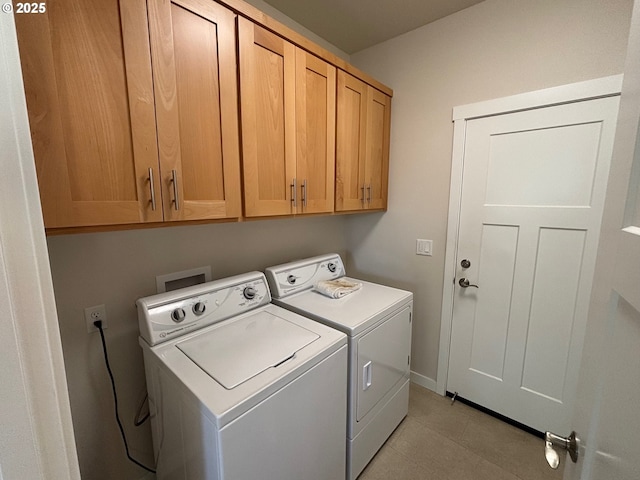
[
  {"xmin": 15, "ymin": 0, "xmax": 162, "ymax": 228},
  {"xmin": 239, "ymin": 19, "xmax": 336, "ymax": 217},
  {"xmin": 16, "ymin": 0, "xmax": 391, "ymax": 229},
  {"xmin": 147, "ymin": 0, "xmax": 241, "ymax": 221},
  {"xmin": 336, "ymin": 71, "xmax": 391, "ymax": 212}
]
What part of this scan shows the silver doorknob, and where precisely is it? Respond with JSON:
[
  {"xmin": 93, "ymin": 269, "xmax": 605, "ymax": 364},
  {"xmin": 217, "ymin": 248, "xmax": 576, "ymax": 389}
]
[
  {"xmin": 458, "ymin": 278, "xmax": 479, "ymax": 288},
  {"xmin": 544, "ymin": 431, "xmax": 578, "ymax": 469}
]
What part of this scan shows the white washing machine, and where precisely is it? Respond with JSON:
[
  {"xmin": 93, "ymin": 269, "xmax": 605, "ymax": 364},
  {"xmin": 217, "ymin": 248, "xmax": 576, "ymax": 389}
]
[
  {"xmin": 137, "ymin": 271, "xmax": 347, "ymax": 480},
  {"xmin": 265, "ymin": 254, "xmax": 413, "ymax": 480}
]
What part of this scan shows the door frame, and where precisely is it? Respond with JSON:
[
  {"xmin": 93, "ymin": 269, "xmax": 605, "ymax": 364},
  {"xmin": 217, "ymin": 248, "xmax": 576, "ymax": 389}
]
[
  {"xmin": 0, "ymin": 12, "xmax": 80, "ymax": 479},
  {"xmin": 436, "ymin": 75, "xmax": 624, "ymax": 396}
]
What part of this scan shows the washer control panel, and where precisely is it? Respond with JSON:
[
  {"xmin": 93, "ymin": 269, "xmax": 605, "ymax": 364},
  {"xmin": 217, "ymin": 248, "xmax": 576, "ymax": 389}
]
[
  {"xmin": 137, "ymin": 272, "xmax": 270, "ymax": 346},
  {"xmin": 265, "ymin": 253, "xmax": 345, "ymax": 298}
]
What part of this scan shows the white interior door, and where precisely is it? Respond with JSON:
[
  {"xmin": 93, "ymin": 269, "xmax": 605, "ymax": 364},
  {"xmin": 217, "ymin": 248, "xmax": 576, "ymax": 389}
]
[
  {"xmin": 561, "ymin": 2, "xmax": 640, "ymax": 478},
  {"xmin": 447, "ymin": 95, "xmax": 620, "ymax": 434}
]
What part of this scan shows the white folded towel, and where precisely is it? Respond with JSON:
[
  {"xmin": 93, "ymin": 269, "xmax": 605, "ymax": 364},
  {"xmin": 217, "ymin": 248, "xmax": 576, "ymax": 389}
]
[{"xmin": 315, "ymin": 279, "xmax": 362, "ymax": 299}]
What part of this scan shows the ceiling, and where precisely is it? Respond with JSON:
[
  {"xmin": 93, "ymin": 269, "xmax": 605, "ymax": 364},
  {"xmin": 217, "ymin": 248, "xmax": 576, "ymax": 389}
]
[{"xmin": 261, "ymin": 0, "xmax": 486, "ymax": 54}]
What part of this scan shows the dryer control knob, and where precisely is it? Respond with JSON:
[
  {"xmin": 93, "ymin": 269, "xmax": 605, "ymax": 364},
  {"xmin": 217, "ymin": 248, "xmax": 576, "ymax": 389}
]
[
  {"xmin": 171, "ymin": 308, "xmax": 186, "ymax": 323},
  {"xmin": 243, "ymin": 286, "xmax": 257, "ymax": 300},
  {"xmin": 327, "ymin": 262, "xmax": 337, "ymax": 273},
  {"xmin": 192, "ymin": 302, "xmax": 206, "ymax": 316},
  {"xmin": 287, "ymin": 275, "xmax": 297, "ymax": 284}
]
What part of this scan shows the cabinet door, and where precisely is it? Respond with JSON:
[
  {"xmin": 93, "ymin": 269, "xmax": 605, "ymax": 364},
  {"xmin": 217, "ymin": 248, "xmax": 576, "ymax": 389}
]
[
  {"xmin": 336, "ymin": 71, "xmax": 391, "ymax": 212},
  {"xmin": 336, "ymin": 71, "xmax": 367, "ymax": 212},
  {"xmin": 295, "ymin": 49, "xmax": 336, "ymax": 214},
  {"xmin": 15, "ymin": 0, "xmax": 162, "ymax": 228},
  {"xmin": 239, "ymin": 18, "xmax": 296, "ymax": 217},
  {"xmin": 364, "ymin": 88, "xmax": 391, "ymax": 210},
  {"xmin": 148, "ymin": 0, "xmax": 241, "ymax": 221}
]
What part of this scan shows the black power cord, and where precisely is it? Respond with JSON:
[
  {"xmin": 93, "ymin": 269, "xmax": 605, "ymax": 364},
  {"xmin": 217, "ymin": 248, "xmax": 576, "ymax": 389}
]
[
  {"xmin": 133, "ymin": 393, "xmax": 150, "ymax": 427},
  {"xmin": 94, "ymin": 320, "xmax": 156, "ymax": 474}
]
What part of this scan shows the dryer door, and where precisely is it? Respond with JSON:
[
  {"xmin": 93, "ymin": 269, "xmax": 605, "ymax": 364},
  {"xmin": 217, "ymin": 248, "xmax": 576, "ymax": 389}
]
[{"xmin": 356, "ymin": 305, "xmax": 411, "ymax": 422}]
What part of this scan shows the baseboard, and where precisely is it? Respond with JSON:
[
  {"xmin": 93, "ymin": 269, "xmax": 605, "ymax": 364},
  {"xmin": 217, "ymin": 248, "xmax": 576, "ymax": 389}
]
[{"xmin": 410, "ymin": 371, "xmax": 437, "ymax": 392}]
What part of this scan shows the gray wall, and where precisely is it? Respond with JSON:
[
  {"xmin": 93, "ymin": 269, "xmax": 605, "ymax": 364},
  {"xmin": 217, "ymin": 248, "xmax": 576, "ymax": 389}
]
[
  {"xmin": 48, "ymin": 216, "xmax": 348, "ymax": 479},
  {"xmin": 346, "ymin": 0, "xmax": 634, "ymax": 386}
]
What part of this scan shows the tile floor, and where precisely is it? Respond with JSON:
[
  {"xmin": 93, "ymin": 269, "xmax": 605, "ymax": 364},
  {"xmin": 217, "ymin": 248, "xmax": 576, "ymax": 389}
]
[{"xmin": 359, "ymin": 383, "xmax": 565, "ymax": 480}]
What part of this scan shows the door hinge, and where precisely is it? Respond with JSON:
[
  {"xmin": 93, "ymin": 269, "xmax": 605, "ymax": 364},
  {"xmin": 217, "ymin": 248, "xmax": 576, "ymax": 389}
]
[{"xmin": 407, "ymin": 355, "xmax": 410, "ymax": 365}]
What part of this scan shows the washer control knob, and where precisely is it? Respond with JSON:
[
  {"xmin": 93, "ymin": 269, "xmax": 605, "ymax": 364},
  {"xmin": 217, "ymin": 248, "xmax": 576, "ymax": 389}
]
[
  {"xmin": 192, "ymin": 302, "xmax": 206, "ymax": 316},
  {"xmin": 327, "ymin": 262, "xmax": 337, "ymax": 273},
  {"xmin": 243, "ymin": 286, "xmax": 257, "ymax": 300},
  {"xmin": 287, "ymin": 275, "xmax": 297, "ymax": 284},
  {"xmin": 171, "ymin": 308, "xmax": 186, "ymax": 323}
]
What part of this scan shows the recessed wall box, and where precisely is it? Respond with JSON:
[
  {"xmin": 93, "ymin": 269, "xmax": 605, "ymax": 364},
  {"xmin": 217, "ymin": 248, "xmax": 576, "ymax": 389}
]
[{"xmin": 156, "ymin": 266, "xmax": 212, "ymax": 293}]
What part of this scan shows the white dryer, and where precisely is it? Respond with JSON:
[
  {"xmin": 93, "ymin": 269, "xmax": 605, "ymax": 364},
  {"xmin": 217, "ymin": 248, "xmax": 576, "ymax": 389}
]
[
  {"xmin": 265, "ymin": 254, "xmax": 413, "ymax": 480},
  {"xmin": 137, "ymin": 271, "xmax": 347, "ymax": 480}
]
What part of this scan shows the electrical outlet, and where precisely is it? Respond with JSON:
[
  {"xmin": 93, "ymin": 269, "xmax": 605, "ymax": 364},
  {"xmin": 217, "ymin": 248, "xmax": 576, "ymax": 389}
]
[{"xmin": 85, "ymin": 304, "xmax": 108, "ymax": 333}]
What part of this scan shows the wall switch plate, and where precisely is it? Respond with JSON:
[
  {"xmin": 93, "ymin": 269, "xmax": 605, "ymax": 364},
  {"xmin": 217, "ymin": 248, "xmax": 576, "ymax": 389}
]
[
  {"xmin": 85, "ymin": 304, "xmax": 107, "ymax": 333},
  {"xmin": 416, "ymin": 239, "xmax": 433, "ymax": 256}
]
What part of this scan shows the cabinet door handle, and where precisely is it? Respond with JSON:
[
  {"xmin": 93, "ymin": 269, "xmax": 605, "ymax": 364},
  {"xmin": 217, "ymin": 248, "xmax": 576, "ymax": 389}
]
[
  {"xmin": 367, "ymin": 184, "xmax": 372, "ymax": 204},
  {"xmin": 148, "ymin": 168, "xmax": 157, "ymax": 211},
  {"xmin": 302, "ymin": 179, "xmax": 307, "ymax": 208},
  {"xmin": 171, "ymin": 169, "xmax": 180, "ymax": 210},
  {"xmin": 361, "ymin": 184, "xmax": 366, "ymax": 205},
  {"xmin": 291, "ymin": 178, "xmax": 297, "ymax": 208}
]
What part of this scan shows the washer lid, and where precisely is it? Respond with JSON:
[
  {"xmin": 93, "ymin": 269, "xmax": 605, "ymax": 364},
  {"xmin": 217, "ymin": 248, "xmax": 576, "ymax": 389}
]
[{"xmin": 177, "ymin": 311, "xmax": 319, "ymax": 389}]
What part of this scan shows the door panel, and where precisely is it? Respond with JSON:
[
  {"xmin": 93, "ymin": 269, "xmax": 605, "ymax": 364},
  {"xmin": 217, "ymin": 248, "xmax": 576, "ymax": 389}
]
[
  {"xmin": 240, "ymin": 19, "xmax": 296, "ymax": 217},
  {"xmin": 584, "ymin": 298, "xmax": 640, "ymax": 479},
  {"xmin": 172, "ymin": 4, "xmax": 224, "ymax": 202},
  {"xmin": 295, "ymin": 49, "xmax": 336, "ymax": 214},
  {"xmin": 356, "ymin": 306, "xmax": 411, "ymax": 422},
  {"xmin": 448, "ymin": 96, "xmax": 620, "ymax": 433},
  {"xmin": 336, "ymin": 71, "xmax": 367, "ymax": 211},
  {"xmin": 468, "ymin": 224, "xmax": 519, "ymax": 381},
  {"xmin": 365, "ymin": 88, "xmax": 391, "ymax": 210},
  {"xmin": 148, "ymin": 0, "xmax": 241, "ymax": 221},
  {"xmin": 485, "ymin": 123, "xmax": 601, "ymax": 207},
  {"xmin": 521, "ymin": 228, "xmax": 586, "ymax": 401},
  {"xmin": 255, "ymin": 45, "xmax": 286, "ymax": 199},
  {"xmin": 15, "ymin": 0, "xmax": 161, "ymax": 227}
]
